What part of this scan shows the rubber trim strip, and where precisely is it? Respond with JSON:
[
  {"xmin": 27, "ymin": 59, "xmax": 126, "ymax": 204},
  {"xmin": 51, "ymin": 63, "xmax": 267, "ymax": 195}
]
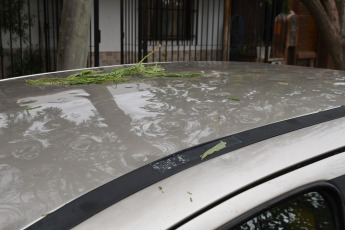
[{"xmin": 26, "ymin": 106, "xmax": 345, "ymax": 230}]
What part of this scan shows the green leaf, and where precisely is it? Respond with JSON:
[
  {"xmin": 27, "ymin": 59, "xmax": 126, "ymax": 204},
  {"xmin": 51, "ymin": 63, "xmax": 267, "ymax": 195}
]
[
  {"xmin": 227, "ymin": 97, "xmax": 240, "ymax": 101},
  {"xmin": 24, "ymin": 106, "xmax": 42, "ymax": 110},
  {"xmin": 201, "ymin": 141, "xmax": 227, "ymax": 160},
  {"xmin": 278, "ymin": 82, "xmax": 288, "ymax": 85}
]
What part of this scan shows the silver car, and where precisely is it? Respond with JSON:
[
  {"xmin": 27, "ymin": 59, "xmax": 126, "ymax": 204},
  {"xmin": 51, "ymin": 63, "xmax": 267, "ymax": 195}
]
[{"xmin": 1, "ymin": 62, "xmax": 345, "ymax": 229}]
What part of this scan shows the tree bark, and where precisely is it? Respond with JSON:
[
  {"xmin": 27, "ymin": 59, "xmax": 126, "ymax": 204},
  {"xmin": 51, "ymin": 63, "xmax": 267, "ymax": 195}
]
[
  {"xmin": 341, "ymin": 1, "xmax": 345, "ymax": 39},
  {"xmin": 300, "ymin": 0, "xmax": 344, "ymax": 70},
  {"xmin": 222, "ymin": 0, "xmax": 231, "ymax": 61},
  {"xmin": 57, "ymin": 0, "xmax": 92, "ymax": 71},
  {"xmin": 323, "ymin": 0, "xmax": 340, "ymax": 32}
]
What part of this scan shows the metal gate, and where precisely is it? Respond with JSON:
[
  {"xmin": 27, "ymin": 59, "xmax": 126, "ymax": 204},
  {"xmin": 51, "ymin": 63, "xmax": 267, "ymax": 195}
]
[
  {"xmin": 120, "ymin": 0, "xmax": 287, "ymax": 64},
  {"xmin": 0, "ymin": 0, "xmax": 100, "ymax": 79},
  {"xmin": 121, "ymin": 0, "xmax": 230, "ymax": 64}
]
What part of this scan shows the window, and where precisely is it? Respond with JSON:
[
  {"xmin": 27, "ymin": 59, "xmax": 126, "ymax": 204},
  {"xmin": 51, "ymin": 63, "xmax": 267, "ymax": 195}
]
[
  {"xmin": 233, "ymin": 192, "xmax": 336, "ymax": 230},
  {"xmin": 145, "ymin": 0, "xmax": 194, "ymax": 40}
]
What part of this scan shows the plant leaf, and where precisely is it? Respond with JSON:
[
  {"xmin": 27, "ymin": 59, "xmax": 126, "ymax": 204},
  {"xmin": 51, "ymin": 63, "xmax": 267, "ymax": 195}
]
[
  {"xmin": 26, "ymin": 45, "xmax": 203, "ymax": 86},
  {"xmin": 227, "ymin": 97, "xmax": 240, "ymax": 101},
  {"xmin": 278, "ymin": 82, "xmax": 288, "ymax": 85},
  {"xmin": 24, "ymin": 106, "xmax": 42, "ymax": 110},
  {"xmin": 201, "ymin": 141, "xmax": 227, "ymax": 160}
]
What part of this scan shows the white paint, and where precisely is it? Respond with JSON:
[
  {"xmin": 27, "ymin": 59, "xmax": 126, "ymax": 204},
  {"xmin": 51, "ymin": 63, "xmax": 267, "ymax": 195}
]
[{"xmin": 98, "ymin": 0, "xmax": 121, "ymax": 51}]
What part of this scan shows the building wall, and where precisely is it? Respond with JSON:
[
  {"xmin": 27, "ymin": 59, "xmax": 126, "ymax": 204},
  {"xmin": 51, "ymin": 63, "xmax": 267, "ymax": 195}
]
[{"xmin": 98, "ymin": 0, "xmax": 121, "ymax": 52}]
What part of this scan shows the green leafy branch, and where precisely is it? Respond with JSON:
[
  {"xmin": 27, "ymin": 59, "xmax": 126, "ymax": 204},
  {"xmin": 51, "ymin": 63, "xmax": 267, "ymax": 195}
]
[{"xmin": 26, "ymin": 45, "xmax": 204, "ymax": 86}]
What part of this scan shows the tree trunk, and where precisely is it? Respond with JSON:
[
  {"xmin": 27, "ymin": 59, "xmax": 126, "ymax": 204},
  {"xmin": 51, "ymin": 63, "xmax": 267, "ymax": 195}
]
[
  {"xmin": 222, "ymin": 0, "xmax": 231, "ymax": 61},
  {"xmin": 323, "ymin": 0, "xmax": 340, "ymax": 32},
  {"xmin": 341, "ymin": 1, "xmax": 345, "ymax": 39},
  {"xmin": 57, "ymin": 0, "xmax": 92, "ymax": 71},
  {"xmin": 300, "ymin": 0, "xmax": 344, "ymax": 70}
]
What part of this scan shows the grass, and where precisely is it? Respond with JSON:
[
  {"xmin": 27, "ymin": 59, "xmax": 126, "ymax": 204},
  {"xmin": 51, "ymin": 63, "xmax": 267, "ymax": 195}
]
[{"xmin": 26, "ymin": 45, "xmax": 203, "ymax": 86}]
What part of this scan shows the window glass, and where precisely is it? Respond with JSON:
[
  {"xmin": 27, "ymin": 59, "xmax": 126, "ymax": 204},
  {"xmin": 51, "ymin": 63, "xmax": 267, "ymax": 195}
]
[{"xmin": 233, "ymin": 192, "xmax": 336, "ymax": 230}]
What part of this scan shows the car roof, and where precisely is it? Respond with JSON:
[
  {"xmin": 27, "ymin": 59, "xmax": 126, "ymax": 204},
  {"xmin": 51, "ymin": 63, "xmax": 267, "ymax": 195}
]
[
  {"xmin": 1, "ymin": 62, "xmax": 345, "ymax": 229},
  {"xmin": 74, "ymin": 117, "xmax": 345, "ymax": 230}
]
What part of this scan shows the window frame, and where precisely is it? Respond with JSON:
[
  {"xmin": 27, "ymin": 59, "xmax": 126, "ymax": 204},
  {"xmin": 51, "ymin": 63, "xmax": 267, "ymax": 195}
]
[{"xmin": 221, "ymin": 182, "xmax": 345, "ymax": 230}]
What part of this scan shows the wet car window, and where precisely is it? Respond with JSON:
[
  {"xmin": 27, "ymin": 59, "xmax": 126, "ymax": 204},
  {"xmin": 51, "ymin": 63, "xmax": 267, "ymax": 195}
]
[{"xmin": 233, "ymin": 192, "xmax": 336, "ymax": 230}]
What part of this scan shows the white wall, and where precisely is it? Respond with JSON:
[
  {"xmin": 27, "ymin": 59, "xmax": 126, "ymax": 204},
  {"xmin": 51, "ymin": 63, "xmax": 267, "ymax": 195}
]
[{"xmin": 98, "ymin": 0, "xmax": 121, "ymax": 52}]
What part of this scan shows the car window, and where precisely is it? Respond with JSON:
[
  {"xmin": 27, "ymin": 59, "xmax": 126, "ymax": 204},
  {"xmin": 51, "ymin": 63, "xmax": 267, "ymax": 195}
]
[{"xmin": 233, "ymin": 192, "xmax": 336, "ymax": 230}]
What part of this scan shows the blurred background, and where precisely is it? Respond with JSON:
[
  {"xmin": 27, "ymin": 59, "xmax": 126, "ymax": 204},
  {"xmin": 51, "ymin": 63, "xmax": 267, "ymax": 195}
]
[{"xmin": 0, "ymin": 0, "xmax": 342, "ymax": 79}]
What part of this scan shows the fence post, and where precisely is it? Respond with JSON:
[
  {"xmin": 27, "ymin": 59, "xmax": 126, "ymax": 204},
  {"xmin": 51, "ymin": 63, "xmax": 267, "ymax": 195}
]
[
  {"xmin": 0, "ymin": 6, "xmax": 3, "ymax": 79},
  {"xmin": 120, "ymin": 0, "xmax": 124, "ymax": 64},
  {"xmin": 94, "ymin": 0, "xmax": 100, "ymax": 67},
  {"xmin": 264, "ymin": 0, "xmax": 272, "ymax": 63}
]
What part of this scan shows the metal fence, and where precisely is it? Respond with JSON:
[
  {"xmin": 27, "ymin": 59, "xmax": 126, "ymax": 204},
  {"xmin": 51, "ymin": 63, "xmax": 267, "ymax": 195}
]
[
  {"xmin": 230, "ymin": 0, "xmax": 288, "ymax": 63},
  {"xmin": 0, "ymin": 0, "xmax": 100, "ymax": 79},
  {"xmin": 121, "ymin": 0, "xmax": 288, "ymax": 64},
  {"xmin": 1, "ymin": 0, "xmax": 288, "ymax": 79},
  {"xmin": 0, "ymin": 0, "xmax": 61, "ymax": 78}
]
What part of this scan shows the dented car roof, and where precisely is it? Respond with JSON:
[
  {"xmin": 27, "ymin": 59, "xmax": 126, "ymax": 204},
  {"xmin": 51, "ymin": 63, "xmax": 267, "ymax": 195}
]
[{"xmin": 1, "ymin": 62, "xmax": 345, "ymax": 229}]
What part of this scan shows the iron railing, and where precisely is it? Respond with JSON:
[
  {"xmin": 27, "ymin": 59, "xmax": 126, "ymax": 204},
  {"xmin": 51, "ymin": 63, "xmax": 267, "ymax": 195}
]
[
  {"xmin": 0, "ymin": 0, "xmax": 100, "ymax": 79},
  {"xmin": 121, "ymin": 0, "xmax": 288, "ymax": 64},
  {"xmin": 1, "ymin": 0, "xmax": 288, "ymax": 79}
]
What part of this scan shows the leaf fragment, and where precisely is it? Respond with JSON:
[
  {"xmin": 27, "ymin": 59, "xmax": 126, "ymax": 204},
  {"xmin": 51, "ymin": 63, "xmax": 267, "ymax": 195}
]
[
  {"xmin": 201, "ymin": 141, "xmax": 227, "ymax": 160},
  {"xmin": 278, "ymin": 82, "xmax": 289, "ymax": 85},
  {"xmin": 190, "ymin": 197, "xmax": 193, "ymax": 202},
  {"xmin": 227, "ymin": 97, "xmax": 240, "ymax": 101},
  {"xmin": 24, "ymin": 106, "xmax": 42, "ymax": 110},
  {"xmin": 187, "ymin": 192, "xmax": 192, "ymax": 195}
]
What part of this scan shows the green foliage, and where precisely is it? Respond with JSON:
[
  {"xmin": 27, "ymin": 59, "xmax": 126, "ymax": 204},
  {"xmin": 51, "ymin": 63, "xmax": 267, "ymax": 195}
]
[
  {"xmin": 1, "ymin": 0, "xmax": 40, "ymax": 77},
  {"xmin": 24, "ymin": 106, "xmax": 42, "ymax": 110},
  {"xmin": 227, "ymin": 97, "xmax": 240, "ymax": 101},
  {"xmin": 201, "ymin": 141, "xmax": 227, "ymax": 160},
  {"xmin": 0, "ymin": 0, "xmax": 35, "ymax": 44},
  {"xmin": 26, "ymin": 46, "xmax": 204, "ymax": 86},
  {"xmin": 6, "ymin": 47, "xmax": 42, "ymax": 77}
]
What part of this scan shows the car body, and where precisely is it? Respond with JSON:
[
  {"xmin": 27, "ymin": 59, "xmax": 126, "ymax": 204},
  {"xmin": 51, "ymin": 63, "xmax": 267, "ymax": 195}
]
[{"xmin": 1, "ymin": 62, "xmax": 345, "ymax": 229}]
